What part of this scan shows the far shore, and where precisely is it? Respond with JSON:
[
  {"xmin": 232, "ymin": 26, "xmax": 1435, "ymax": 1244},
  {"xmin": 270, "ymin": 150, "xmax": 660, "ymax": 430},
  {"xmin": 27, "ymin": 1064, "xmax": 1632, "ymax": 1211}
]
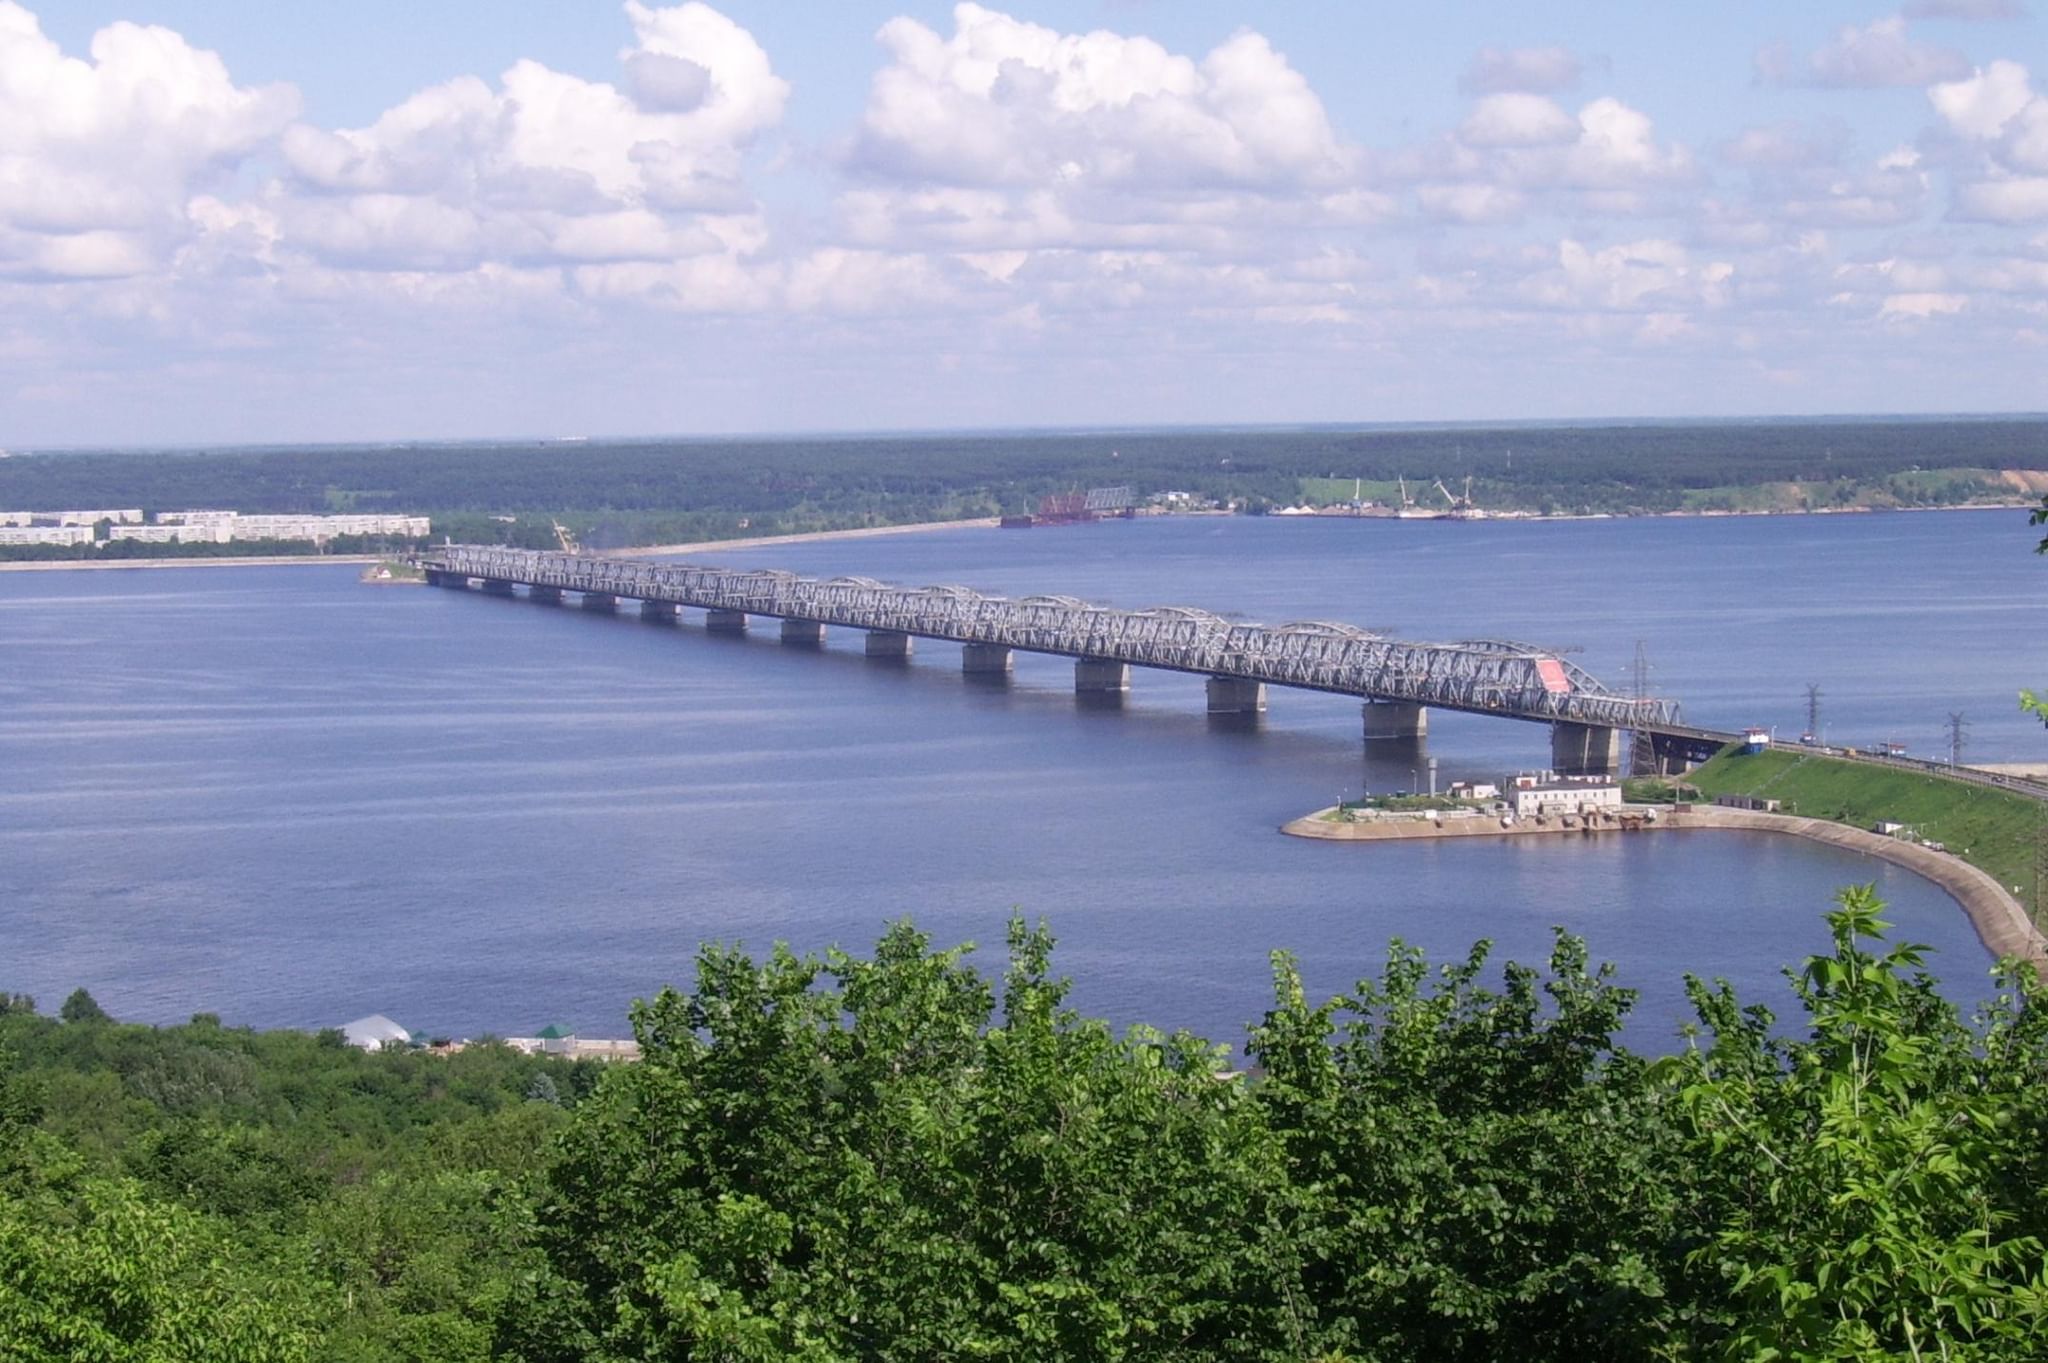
[
  {"xmin": 0, "ymin": 498, "xmax": 2030, "ymax": 574},
  {"xmin": 1284, "ymin": 804, "xmax": 2046, "ymax": 974}
]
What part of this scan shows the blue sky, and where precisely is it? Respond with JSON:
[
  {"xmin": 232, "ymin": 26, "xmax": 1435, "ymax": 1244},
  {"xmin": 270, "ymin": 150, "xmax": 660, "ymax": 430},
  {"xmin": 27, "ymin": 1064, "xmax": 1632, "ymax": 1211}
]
[{"xmin": 4, "ymin": 1, "xmax": 2046, "ymax": 444}]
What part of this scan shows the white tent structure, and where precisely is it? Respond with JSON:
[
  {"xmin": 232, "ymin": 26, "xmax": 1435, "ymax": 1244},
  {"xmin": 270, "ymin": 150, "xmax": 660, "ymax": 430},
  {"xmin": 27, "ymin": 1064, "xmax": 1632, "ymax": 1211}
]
[{"xmin": 340, "ymin": 1014, "xmax": 411, "ymax": 1051}]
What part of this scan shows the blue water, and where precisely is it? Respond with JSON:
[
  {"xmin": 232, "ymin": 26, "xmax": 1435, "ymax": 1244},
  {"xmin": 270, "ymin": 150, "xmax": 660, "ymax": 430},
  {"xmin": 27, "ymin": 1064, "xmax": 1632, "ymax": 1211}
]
[{"xmin": 1, "ymin": 509, "xmax": 2040, "ymax": 1051}]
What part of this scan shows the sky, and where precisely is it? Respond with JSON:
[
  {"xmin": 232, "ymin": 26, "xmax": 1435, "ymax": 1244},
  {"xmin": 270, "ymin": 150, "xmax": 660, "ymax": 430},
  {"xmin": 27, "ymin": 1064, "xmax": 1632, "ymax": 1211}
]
[{"xmin": 3, "ymin": 1, "xmax": 2047, "ymax": 446}]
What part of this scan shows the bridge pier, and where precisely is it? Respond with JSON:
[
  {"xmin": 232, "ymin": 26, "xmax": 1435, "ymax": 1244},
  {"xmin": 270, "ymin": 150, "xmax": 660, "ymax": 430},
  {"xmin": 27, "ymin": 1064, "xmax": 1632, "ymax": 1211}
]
[
  {"xmin": 480, "ymin": 578, "xmax": 516, "ymax": 597},
  {"xmin": 425, "ymin": 569, "xmax": 462, "ymax": 589},
  {"xmin": 1362, "ymin": 701, "xmax": 1427, "ymax": 741},
  {"xmin": 1552, "ymin": 722, "xmax": 1623, "ymax": 777},
  {"xmin": 580, "ymin": 592, "xmax": 617, "ymax": 613},
  {"xmin": 639, "ymin": 600, "xmax": 676, "ymax": 623},
  {"xmin": 529, "ymin": 585, "xmax": 563, "ymax": 605},
  {"xmin": 1206, "ymin": 677, "xmax": 1267, "ymax": 715},
  {"xmin": 865, "ymin": 630, "xmax": 912, "ymax": 659},
  {"xmin": 705, "ymin": 609, "xmax": 748, "ymax": 635},
  {"xmin": 1075, "ymin": 658, "xmax": 1129, "ymax": 694},
  {"xmin": 781, "ymin": 619, "xmax": 825, "ymax": 647},
  {"xmin": 962, "ymin": 643, "xmax": 1013, "ymax": 676}
]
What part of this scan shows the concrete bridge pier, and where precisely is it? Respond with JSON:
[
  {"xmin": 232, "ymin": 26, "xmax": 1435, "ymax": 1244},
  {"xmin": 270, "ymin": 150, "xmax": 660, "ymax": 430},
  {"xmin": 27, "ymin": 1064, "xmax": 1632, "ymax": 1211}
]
[
  {"xmin": 639, "ymin": 600, "xmax": 677, "ymax": 623},
  {"xmin": 1075, "ymin": 658, "xmax": 1130, "ymax": 694},
  {"xmin": 705, "ymin": 609, "xmax": 748, "ymax": 635},
  {"xmin": 962, "ymin": 643, "xmax": 1013, "ymax": 676},
  {"xmin": 1362, "ymin": 701, "xmax": 1428, "ymax": 741},
  {"xmin": 479, "ymin": 578, "xmax": 515, "ymax": 597},
  {"xmin": 425, "ymin": 569, "xmax": 462, "ymax": 589},
  {"xmin": 781, "ymin": 619, "xmax": 825, "ymax": 647},
  {"xmin": 865, "ymin": 630, "xmax": 912, "ymax": 659},
  {"xmin": 529, "ymin": 585, "xmax": 563, "ymax": 605},
  {"xmin": 1552, "ymin": 722, "xmax": 1623, "ymax": 776},
  {"xmin": 1206, "ymin": 677, "xmax": 1267, "ymax": 715},
  {"xmin": 580, "ymin": 592, "xmax": 618, "ymax": 613},
  {"xmin": 1644, "ymin": 732, "xmax": 1707, "ymax": 777}
]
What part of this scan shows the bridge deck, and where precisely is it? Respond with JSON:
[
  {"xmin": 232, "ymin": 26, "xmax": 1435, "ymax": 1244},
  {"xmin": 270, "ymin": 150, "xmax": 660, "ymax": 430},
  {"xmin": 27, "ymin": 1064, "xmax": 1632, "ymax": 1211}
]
[{"xmin": 421, "ymin": 545, "xmax": 1712, "ymax": 737}]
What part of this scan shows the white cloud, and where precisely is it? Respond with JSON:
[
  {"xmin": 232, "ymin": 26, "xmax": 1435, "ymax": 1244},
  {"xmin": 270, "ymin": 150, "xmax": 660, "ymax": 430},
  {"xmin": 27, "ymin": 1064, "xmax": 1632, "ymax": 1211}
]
[
  {"xmin": 275, "ymin": 3, "xmax": 786, "ymax": 271},
  {"xmin": 1929, "ymin": 62, "xmax": 2048, "ymax": 220},
  {"xmin": 1929, "ymin": 59, "xmax": 2034, "ymax": 136},
  {"xmin": 0, "ymin": 2, "xmax": 297, "ymax": 279},
  {"xmin": 1460, "ymin": 93, "xmax": 1578, "ymax": 149},
  {"xmin": 1461, "ymin": 46, "xmax": 1581, "ymax": 95},
  {"xmin": 1758, "ymin": 18, "xmax": 1970, "ymax": 89},
  {"xmin": 848, "ymin": 5, "xmax": 1352, "ymax": 193}
]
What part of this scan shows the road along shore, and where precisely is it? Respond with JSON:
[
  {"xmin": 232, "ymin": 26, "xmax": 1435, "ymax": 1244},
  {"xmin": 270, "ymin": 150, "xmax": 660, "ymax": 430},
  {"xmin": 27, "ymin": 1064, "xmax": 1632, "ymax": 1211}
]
[{"xmin": 1283, "ymin": 804, "xmax": 2046, "ymax": 974}]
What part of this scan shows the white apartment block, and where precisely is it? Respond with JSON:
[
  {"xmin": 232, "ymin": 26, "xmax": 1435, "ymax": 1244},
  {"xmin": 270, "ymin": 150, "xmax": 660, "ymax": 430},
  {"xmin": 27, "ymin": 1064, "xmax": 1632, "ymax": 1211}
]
[
  {"xmin": 55, "ymin": 509, "xmax": 143, "ymax": 525},
  {"xmin": 0, "ymin": 525, "xmax": 96, "ymax": 546},
  {"xmin": 108, "ymin": 524, "xmax": 231, "ymax": 544}
]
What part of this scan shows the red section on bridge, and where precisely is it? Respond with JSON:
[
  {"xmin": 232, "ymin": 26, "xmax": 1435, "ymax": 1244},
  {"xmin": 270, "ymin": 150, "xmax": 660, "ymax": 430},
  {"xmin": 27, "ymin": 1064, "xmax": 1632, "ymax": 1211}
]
[{"xmin": 1534, "ymin": 658, "xmax": 1571, "ymax": 694}]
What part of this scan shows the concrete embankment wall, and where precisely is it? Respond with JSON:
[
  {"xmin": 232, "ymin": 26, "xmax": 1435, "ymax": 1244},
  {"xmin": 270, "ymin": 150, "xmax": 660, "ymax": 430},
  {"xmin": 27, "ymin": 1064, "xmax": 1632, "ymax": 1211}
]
[{"xmin": 1283, "ymin": 806, "xmax": 2047, "ymax": 974}]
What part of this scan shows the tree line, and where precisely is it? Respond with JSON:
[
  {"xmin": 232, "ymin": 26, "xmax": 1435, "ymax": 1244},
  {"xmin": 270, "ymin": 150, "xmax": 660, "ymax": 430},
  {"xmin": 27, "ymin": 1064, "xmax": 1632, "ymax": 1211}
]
[
  {"xmin": 2, "ymin": 416, "xmax": 2043, "ymax": 553},
  {"xmin": 4, "ymin": 888, "xmax": 2046, "ymax": 1361}
]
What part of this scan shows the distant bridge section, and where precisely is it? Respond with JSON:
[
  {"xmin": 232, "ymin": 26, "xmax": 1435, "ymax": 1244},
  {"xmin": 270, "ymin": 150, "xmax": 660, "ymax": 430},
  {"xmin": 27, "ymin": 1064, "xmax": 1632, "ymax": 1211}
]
[{"xmin": 417, "ymin": 545, "xmax": 1728, "ymax": 774}]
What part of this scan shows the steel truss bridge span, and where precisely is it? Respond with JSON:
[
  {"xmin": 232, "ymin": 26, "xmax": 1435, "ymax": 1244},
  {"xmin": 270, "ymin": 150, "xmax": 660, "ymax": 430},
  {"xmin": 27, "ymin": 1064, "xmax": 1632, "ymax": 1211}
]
[{"xmin": 419, "ymin": 545, "xmax": 1702, "ymax": 740}]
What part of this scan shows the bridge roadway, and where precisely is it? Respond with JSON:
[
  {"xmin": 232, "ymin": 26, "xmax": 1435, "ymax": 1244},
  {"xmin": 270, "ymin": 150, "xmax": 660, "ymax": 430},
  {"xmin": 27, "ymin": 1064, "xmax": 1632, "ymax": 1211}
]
[{"xmin": 417, "ymin": 544, "xmax": 1735, "ymax": 775}]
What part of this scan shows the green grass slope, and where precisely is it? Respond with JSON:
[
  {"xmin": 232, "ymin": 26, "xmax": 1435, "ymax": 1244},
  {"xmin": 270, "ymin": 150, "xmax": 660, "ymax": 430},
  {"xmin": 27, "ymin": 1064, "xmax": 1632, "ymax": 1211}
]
[{"xmin": 1687, "ymin": 747, "xmax": 2046, "ymax": 917}]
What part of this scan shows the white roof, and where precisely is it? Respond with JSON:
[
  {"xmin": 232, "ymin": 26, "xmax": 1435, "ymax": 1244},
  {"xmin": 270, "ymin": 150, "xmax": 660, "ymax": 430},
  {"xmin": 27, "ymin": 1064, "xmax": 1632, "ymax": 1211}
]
[{"xmin": 341, "ymin": 1014, "xmax": 411, "ymax": 1048}]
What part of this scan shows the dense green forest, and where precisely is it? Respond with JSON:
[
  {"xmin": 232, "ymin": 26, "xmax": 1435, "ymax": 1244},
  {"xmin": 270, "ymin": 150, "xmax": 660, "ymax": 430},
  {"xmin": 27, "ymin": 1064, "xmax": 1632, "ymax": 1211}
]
[
  {"xmin": 5, "ymin": 890, "xmax": 2046, "ymax": 1361},
  {"xmin": 3, "ymin": 417, "xmax": 2044, "ymax": 553}
]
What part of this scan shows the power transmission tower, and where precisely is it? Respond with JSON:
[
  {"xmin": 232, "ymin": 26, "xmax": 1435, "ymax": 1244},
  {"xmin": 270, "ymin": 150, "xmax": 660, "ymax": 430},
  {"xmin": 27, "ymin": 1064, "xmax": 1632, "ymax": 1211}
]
[
  {"xmin": 1804, "ymin": 683, "xmax": 1822, "ymax": 741},
  {"xmin": 1630, "ymin": 641, "xmax": 1655, "ymax": 777},
  {"xmin": 1946, "ymin": 711, "xmax": 1969, "ymax": 767}
]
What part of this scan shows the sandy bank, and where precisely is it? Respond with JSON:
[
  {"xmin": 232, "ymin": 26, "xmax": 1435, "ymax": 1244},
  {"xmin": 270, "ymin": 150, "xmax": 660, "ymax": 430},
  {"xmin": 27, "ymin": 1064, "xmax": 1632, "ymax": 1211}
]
[
  {"xmin": 612, "ymin": 517, "xmax": 999, "ymax": 559},
  {"xmin": 1284, "ymin": 805, "xmax": 2046, "ymax": 973}
]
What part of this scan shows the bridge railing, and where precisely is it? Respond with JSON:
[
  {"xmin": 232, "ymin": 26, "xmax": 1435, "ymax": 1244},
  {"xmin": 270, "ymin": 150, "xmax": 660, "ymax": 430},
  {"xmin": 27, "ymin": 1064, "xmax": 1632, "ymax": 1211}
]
[{"xmin": 422, "ymin": 545, "xmax": 1683, "ymax": 730}]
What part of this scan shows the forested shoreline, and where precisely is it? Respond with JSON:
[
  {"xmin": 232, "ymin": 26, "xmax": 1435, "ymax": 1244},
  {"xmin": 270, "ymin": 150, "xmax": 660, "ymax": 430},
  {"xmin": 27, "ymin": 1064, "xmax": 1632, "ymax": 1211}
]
[
  {"xmin": 5, "ymin": 889, "xmax": 2046, "ymax": 1361},
  {"xmin": 2, "ymin": 416, "xmax": 2044, "ymax": 555}
]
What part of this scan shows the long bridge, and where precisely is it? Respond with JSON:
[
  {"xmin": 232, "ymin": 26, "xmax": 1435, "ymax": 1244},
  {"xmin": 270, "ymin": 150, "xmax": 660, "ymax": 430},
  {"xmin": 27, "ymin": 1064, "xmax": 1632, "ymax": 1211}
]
[{"xmin": 415, "ymin": 545, "xmax": 1737, "ymax": 774}]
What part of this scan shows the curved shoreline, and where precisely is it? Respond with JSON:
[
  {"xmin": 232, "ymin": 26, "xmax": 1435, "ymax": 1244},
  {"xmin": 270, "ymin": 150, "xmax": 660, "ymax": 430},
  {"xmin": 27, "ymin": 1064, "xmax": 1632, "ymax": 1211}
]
[{"xmin": 1284, "ymin": 805, "xmax": 2047, "ymax": 974}]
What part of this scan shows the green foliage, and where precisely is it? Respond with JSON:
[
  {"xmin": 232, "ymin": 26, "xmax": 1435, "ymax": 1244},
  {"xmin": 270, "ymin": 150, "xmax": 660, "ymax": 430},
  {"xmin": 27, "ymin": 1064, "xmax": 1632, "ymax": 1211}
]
[
  {"xmin": 1659, "ymin": 886, "xmax": 2048, "ymax": 1360},
  {"xmin": 9, "ymin": 898, "xmax": 2048, "ymax": 1360},
  {"xmin": 60, "ymin": 989, "xmax": 110, "ymax": 1025}
]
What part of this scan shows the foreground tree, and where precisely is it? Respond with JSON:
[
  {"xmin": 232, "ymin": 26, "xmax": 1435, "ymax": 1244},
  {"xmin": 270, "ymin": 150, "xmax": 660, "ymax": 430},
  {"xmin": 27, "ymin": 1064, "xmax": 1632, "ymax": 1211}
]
[{"xmin": 1662, "ymin": 886, "xmax": 2048, "ymax": 1360}]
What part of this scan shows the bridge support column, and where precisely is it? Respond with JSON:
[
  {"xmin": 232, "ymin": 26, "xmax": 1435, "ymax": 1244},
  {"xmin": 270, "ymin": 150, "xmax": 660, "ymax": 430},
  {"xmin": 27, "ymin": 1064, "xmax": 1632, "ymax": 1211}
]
[
  {"xmin": 781, "ymin": 619, "xmax": 825, "ymax": 646},
  {"xmin": 580, "ymin": 592, "xmax": 617, "ymax": 613},
  {"xmin": 425, "ymin": 569, "xmax": 461, "ymax": 589},
  {"xmin": 962, "ymin": 643, "xmax": 1012, "ymax": 675},
  {"xmin": 1075, "ymin": 658, "xmax": 1129, "ymax": 693},
  {"xmin": 1206, "ymin": 677, "xmax": 1267, "ymax": 715},
  {"xmin": 1552, "ymin": 722, "xmax": 1623, "ymax": 777},
  {"xmin": 705, "ymin": 609, "xmax": 748, "ymax": 635},
  {"xmin": 529, "ymin": 585, "xmax": 562, "ymax": 605},
  {"xmin": 1362, "ymin": 701, "xmax": 1427, "ymax": 740},
  {"xmin": 480, "ymin": 578, "xmax": 516, "ymax": 597},
  {"xmin": 865, "ymin": 630, "xmax": 912, "ymax": 659},
  {"xmin": 1644, "ymin": 733, "xmax": 1702, "ymax": 777},
  {"xmin": 639, "ymin": 600, "xmax": 676, "ymax": 622}
]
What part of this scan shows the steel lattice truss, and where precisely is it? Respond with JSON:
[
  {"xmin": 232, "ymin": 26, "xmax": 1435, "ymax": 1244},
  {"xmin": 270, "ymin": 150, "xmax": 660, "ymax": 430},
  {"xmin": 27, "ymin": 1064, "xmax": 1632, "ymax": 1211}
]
[{"xmin": 421, "ymin": 545, "xmax": 1685, "ymax": 730}]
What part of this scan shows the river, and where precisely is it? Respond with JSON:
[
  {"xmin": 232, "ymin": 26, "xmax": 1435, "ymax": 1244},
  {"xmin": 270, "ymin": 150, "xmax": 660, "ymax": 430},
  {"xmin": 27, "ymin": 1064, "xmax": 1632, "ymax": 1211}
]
[{"xmin": 1, "ymin": 508, "xmax": 2039, "ymax": 1050}]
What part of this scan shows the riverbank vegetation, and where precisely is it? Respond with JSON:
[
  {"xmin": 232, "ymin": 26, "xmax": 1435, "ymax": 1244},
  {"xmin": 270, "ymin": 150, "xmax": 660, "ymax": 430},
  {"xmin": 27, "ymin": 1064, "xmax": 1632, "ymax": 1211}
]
[
  {"xmin": 1686, "ymin": 747, "xmax": 2046, "ymax": 914},
  {"xmin": 3, "ymin": 416, "xmax": 2042, "ymax": 555},
  {"xmin": 6, "ymin": 896, "xmax": 2047, "ymax": 1361}
]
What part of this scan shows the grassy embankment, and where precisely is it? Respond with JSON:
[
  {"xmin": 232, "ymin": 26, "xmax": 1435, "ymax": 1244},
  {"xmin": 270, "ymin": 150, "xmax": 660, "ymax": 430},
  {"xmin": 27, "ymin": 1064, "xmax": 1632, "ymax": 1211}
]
[{"xmin": 1672, "ymin": 747, "xmax": 2046, "ymax": 920}]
